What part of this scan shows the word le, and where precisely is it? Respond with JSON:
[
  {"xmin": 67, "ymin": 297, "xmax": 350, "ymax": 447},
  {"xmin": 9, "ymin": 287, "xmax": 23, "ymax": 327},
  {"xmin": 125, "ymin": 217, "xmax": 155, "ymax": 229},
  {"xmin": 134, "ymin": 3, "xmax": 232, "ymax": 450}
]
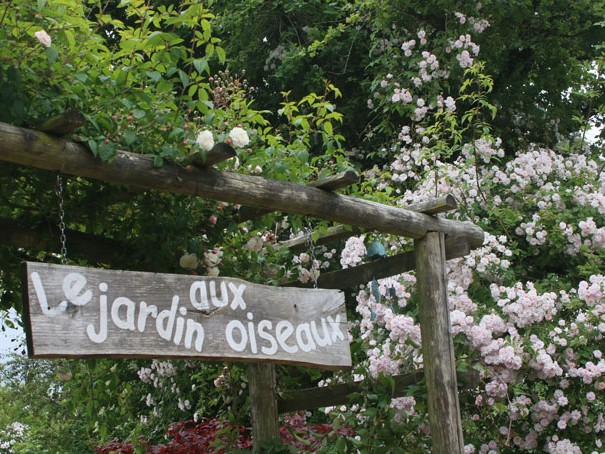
[{"xmin": 30, "ymin": 272, "xmax": 246, "ymax": 353}]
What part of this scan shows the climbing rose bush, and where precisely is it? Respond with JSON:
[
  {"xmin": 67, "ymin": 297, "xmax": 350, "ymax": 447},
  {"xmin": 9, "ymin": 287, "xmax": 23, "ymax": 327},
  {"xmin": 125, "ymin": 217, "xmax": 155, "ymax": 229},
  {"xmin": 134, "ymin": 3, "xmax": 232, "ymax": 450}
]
[{"xmin": 333, "ymin": 138, "xmax": 605, "ymax": 452}]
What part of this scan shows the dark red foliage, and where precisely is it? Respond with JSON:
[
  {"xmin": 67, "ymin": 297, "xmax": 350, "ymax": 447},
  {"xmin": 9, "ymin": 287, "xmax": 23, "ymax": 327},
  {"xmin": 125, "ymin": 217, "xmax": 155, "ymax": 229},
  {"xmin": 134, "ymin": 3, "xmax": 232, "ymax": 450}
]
[{"xmin": 95, "ymin": 415, "xmax": 353, "ymax": 453}]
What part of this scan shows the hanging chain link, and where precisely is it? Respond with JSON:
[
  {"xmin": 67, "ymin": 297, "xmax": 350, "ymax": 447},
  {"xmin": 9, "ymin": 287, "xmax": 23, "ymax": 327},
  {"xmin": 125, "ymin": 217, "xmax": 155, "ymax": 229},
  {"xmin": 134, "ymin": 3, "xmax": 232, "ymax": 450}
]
[
  {"xmin": 55, "ymin": 172, "xmax": 68, "ymax": 264},
  {"xmin": 305, "ymin": 225, "xmax": 318, "ymax": 288}
]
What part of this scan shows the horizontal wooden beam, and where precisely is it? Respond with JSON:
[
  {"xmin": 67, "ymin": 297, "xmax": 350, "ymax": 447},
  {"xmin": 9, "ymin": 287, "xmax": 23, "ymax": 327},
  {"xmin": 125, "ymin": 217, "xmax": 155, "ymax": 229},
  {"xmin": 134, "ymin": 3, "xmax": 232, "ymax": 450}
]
[
  {"xmin": 34, "ymin": 110, "xmax": 85, "ymax": 136},
  {"xmin": 286, "ymin": 236, "xmax": 470, "ymax": 289},
  {"xmin": 277, "ymin": 369, "xmax": 479, "ymax": 413},
  {"xmin": 237, "ymin": 170, "xmax": 360, "ymax": 222},
  {"xmin": 0, "ymin": 122, "xmax": 484, "ymax": 243},
  {"xmin": 406, "ymin": 195, "xmax": 457, "ymax": 215},
  {"xmin": 278, "ymin": 225, "xmax": 360, "ymax": 253},
  {"xmin": 307, "ymin": 170, "xmax": 359, "ymax": 191},
  {"xmin": 0, "ymin": 216, "xmax": 129, "ymax": 264},
  {"xmin": 279, "ymin": 196, "xmax": 458, "ymax": 253},
  {"xmin": 190, "ymin": 142, "xmax": 236, "ymax": 168}
]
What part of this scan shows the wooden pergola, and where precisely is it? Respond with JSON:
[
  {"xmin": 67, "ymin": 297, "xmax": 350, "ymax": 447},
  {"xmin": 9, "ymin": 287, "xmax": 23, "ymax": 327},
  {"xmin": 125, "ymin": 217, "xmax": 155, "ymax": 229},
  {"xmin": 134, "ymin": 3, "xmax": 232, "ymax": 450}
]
[{"xmin": 0, "ymin": 120, "xmax": 484, "ymax": 453}]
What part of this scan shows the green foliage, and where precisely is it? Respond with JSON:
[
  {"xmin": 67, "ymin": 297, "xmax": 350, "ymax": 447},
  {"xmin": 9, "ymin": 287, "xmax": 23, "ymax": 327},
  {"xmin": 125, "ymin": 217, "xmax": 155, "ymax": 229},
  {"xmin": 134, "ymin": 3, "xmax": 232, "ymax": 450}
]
[
  {"xmin": 0, "ymin": 356, "xmax": 95, "ymax": 453},
  {"xmin": 2, "ymin": 0, "xmax": 605, "ymax": 452}
]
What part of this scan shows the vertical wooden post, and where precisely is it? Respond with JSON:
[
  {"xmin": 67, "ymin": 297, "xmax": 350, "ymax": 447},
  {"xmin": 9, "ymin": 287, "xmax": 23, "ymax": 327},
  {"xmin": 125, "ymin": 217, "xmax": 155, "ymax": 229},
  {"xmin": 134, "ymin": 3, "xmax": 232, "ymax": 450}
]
[
  {"xmin": 414, "ymin": 231, "xmax": 464, "ymax": 453},
  {"xmin": 248, "ymin": 363, "xmax": 280, "ymax": 450}
]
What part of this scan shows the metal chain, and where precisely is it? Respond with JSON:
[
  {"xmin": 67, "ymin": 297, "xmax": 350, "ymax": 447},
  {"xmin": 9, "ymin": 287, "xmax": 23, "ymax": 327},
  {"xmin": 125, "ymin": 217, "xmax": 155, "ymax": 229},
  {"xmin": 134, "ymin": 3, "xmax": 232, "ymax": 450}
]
[
  {"xmin": 305, "ymin": 225, "xmax": 318, "ymax": 288},
  {"xmin": 55, "ymin": 172, "xmax": 67, "ymax": 264}
]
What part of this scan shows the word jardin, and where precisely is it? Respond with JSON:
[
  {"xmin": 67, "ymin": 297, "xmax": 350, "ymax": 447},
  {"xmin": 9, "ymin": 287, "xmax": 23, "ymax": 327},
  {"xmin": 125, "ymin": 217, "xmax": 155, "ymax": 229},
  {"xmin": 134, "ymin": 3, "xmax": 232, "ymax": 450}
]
[{"xmin": 24, "ymin": 263, "xmax": 348, "ymax": 366}]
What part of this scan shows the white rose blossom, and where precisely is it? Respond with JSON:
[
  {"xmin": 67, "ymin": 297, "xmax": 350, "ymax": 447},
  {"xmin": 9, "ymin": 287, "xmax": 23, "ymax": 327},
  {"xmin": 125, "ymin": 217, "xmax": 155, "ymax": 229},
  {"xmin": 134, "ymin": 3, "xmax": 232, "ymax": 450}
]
[
  {"xmin": 34, "ymin": 30, "xmax": 52, "ymax": 48},
  {"xmin": 229, "ymin": 127, "xmax": 250, "ymax": 148},
  {"xmin": 195, "ymin": 130, "xmax": 215, "ymax": 152},
  {"xmin": 179, "ymin": 252, "xmax": 198, "ymax": 270}
]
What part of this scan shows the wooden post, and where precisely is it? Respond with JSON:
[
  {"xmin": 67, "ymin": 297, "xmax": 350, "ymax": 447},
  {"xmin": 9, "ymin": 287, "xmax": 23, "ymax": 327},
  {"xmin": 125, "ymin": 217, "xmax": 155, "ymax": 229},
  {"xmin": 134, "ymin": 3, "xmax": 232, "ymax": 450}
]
[
  {"xmin": 248, "ymin": 363, "xmax": 280, "ymax": 450},
  {"xmin": 414, "ymin": 232, "xmax": 464, "ymax": 453}
]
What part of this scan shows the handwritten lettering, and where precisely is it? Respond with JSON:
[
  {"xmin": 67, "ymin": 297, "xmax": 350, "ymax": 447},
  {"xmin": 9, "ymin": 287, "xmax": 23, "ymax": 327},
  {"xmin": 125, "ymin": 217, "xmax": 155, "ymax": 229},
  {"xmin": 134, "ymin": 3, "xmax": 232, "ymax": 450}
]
[{"xmin": 27, "ymin": 268, "xmax": 347, "ymax": 362}]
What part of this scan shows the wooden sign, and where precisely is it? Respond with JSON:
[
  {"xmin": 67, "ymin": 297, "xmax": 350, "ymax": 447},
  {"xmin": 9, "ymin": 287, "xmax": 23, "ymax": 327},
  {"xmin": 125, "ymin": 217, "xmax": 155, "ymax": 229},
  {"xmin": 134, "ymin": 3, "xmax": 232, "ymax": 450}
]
[{"xmin": 22, "ymin": 262, "xmax": 351, "ymax": 370}]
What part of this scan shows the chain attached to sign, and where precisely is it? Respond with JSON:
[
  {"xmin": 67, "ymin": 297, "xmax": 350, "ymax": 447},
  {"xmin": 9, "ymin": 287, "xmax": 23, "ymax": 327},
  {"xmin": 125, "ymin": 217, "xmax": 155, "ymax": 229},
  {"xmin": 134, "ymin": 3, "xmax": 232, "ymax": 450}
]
[
  {"xmin": 305, "ymin": 225, "xmax": 318, "ymax": 288},
  {"xmin": 55, "ymin": 172, "xmax": 67, "ymax": 264}
]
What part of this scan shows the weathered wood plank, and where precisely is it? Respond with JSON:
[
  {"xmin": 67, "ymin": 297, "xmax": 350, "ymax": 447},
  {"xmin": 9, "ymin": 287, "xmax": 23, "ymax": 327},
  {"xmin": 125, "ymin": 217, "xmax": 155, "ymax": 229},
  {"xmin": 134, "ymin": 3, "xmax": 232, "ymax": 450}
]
[
  {"xmin": 415, "ymin": 232, "xmax": 464, "ymax": 453},
  {"xmin": 248, "ymin": 363, "xmax": 280, "ymax": 448},
  {"xmin": 0, "ymin": 122, "xmax": 483, "ymax": 243},
  {"xmin": 22, "ymin": 262, "xmax": 350, "ymax": 370},
  {"xmin": 277, "ymin": 369, "xmax": 479, "ymax": 413},
  {"xmin": 285, "ymin": 237, "xmax": 470, "ymax": 289},
  {"xmin": 307, "ymin": 170, "xmax": 359, "ymax": 191},
  {"xmin": 277, "ymin": 196, "xmax": 457, "ymax": 253},
  {"xmin": 278, "ymin": 225, "xmax": 360, "ymax": 253},
  {"xmin": 190, "ymin": 142, "xmax": 236, "ymax": 168},
  {"xmin": 237, "ymin": 171, "xmax": 360, "ymax": 222},
  {"xmin": 0, "ymin": 217, "xmax": 129, "ymax": 265},
  {"xmin": 406, "ymin": 195, "xmax": 457, "ymax": 215},
  {"xmin": 34, "ymin": 110, "xmax": 85, "ymax": 136}
]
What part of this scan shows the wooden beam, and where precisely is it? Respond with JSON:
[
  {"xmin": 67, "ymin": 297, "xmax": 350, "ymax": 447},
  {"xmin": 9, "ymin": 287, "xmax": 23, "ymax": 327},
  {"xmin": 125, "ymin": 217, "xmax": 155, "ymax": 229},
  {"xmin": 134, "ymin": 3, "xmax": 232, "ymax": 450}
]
[
  {"xmin": 307, "ymin": 170, "xmax": 359, "ymax": 191},
  {"xmin": 277, "ymin": 369, "xmax": 479, "ymax": 414},
  {"xmin": 406, "ymin": 195, "xmax": 457, "ymax": 215},
  {"xmin": 237, "ymin": 171, "xmax": 359, "ymax": 222},
  {"xmin": 278, "ymin": 196, "xmax": 458, "ymax": 253},
  {"xmin": 285, "ymin": 236, "xmax": 470, "ymax": 289},
  {"xmin": 415, "ymin": 232, "xmax": 464, "ymax": 453},
  {"xmin": 278, "ymin": 225, "xmax": 360, "ymax": 253},
  {"xmin": 0, "ymin": 216, "xmax": 129, "ymax": 264},
  {"xmin": 248, "ymin": 363, "xmax": 280, "ymax": 448},
  {"xmin": 34, "ymin": 110, "xmax": 85, "ymax": 136},
  {"xmin": 190, "ymin": 142, "xmax": 236, "ymax": 168},
  {"xmin": 0, "ymin": 122, "xmax": 484, "ymax": 243}
]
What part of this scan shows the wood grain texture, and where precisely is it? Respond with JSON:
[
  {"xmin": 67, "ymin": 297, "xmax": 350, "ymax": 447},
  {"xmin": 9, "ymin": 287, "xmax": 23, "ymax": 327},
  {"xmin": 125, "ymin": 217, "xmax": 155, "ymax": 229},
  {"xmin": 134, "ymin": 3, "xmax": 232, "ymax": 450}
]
[
  {"xmin": 190, "ymin": 142, "xmax": 236, "ymax": 168},
  {"xmin": 22, "ymin": 262, "xmax": 350, "ymax": 370},
  {"xmin": 248, "ymin": 363, "xmax": 280, "ymax": 447},
  {"xmin": 415, "ymin": 232, "xmax": 464, "ymax": 453},
  {"xmin": 237, "ymin": 170, "xmax": 359, "ymax": 222},
  {"xmin": 406, "ymin": 195, "xmax": 457, "ymax": 215},
  {"xmin": 277, "ymin": 225, "xmax": 360, "ymax": 253},
  {"xmin": 0, "ymin": 217, "xmax": 129, "ymax": 264},
  {"xmin": 277, "ymin": 369, "xmax": 479, "ymax": 413},
  {"xmin": 0, "ymin": 122, "xmax": 483, "ymax": 243},
  {"xmin": 35, "ymin": 110, "xmax": 85, "ymax": 136},
  {"xmin": 286, "ymin": 237, "xmax": 470, "ymax": 289}
]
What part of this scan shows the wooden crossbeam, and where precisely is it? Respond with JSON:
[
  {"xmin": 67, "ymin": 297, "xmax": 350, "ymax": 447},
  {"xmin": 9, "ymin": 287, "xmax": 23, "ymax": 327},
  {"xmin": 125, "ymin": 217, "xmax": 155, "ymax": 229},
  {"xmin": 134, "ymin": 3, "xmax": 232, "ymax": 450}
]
[
  {"xmin": 283, "ymin": 194, "xmax": 468, "ymax": 289},
  {"xmin": 0, "ymin": 122, "xmax": 484, "ymax": 243},
  {"xmin": 0, "ymin": 216, "xmax": 129, "ymax": 265},
  {"xmin": 278, "ymin": 195, "xmax": 458, "ymax": 253},
  {"xmin": 285, "ymin": 236, "xmax": 470, "ymax": 289},
  {"xmin": 278, "ymin": 225, "xmax": 359, "ymax": 253},
  {"xmin": 34, "ymin": 110, "xmax": 85, "ymax": 136},
  {"xmin": 277, "ymin": 369, "xmax": 479, "ymax": 413},
  {"xmin": 190, "ymin": 142, "xmax": 236, "ymax": 168},
  {"xmin": 237, "ymin": 170, "xmax": 359, "ymax": 222}
]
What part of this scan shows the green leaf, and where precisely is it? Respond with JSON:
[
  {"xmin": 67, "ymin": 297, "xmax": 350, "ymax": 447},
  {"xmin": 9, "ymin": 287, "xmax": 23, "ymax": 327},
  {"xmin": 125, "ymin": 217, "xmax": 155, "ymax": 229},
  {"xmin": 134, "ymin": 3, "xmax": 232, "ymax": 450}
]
[
  {"xmin": 323, "ymin": 121, "xmax": 333, "ymax": 135},
  {"xmin": 87, "ymin": 139, "xmax": 98, "ymax": 157},
  {"xmin": 45, "ymin": 46, "xmax": 59, "ymax": 63},
  {"xmin": 193, "ymin": 58, "xmax": 208, "ymax": 74},
  {"xmin": 146, "ymin": 71, "xmax": 161, "ymax": 83},
  {"xmin": 97, "ymin": 142, "xmax": 116, "ymax": 161},
  {"xmin": 178, "ymin": 70, "xmax": 189, "ymax": 88},
  {"xmin": 215, "ymin": 46, "xmax": 226, "ymax": 64},
  {"xmin": 297, "ymin": 150, "xmax": 309, "ymax": 163},
  {"xmin": 205, "ymin": 43, "xmax": 215, "ymax": 58}
]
